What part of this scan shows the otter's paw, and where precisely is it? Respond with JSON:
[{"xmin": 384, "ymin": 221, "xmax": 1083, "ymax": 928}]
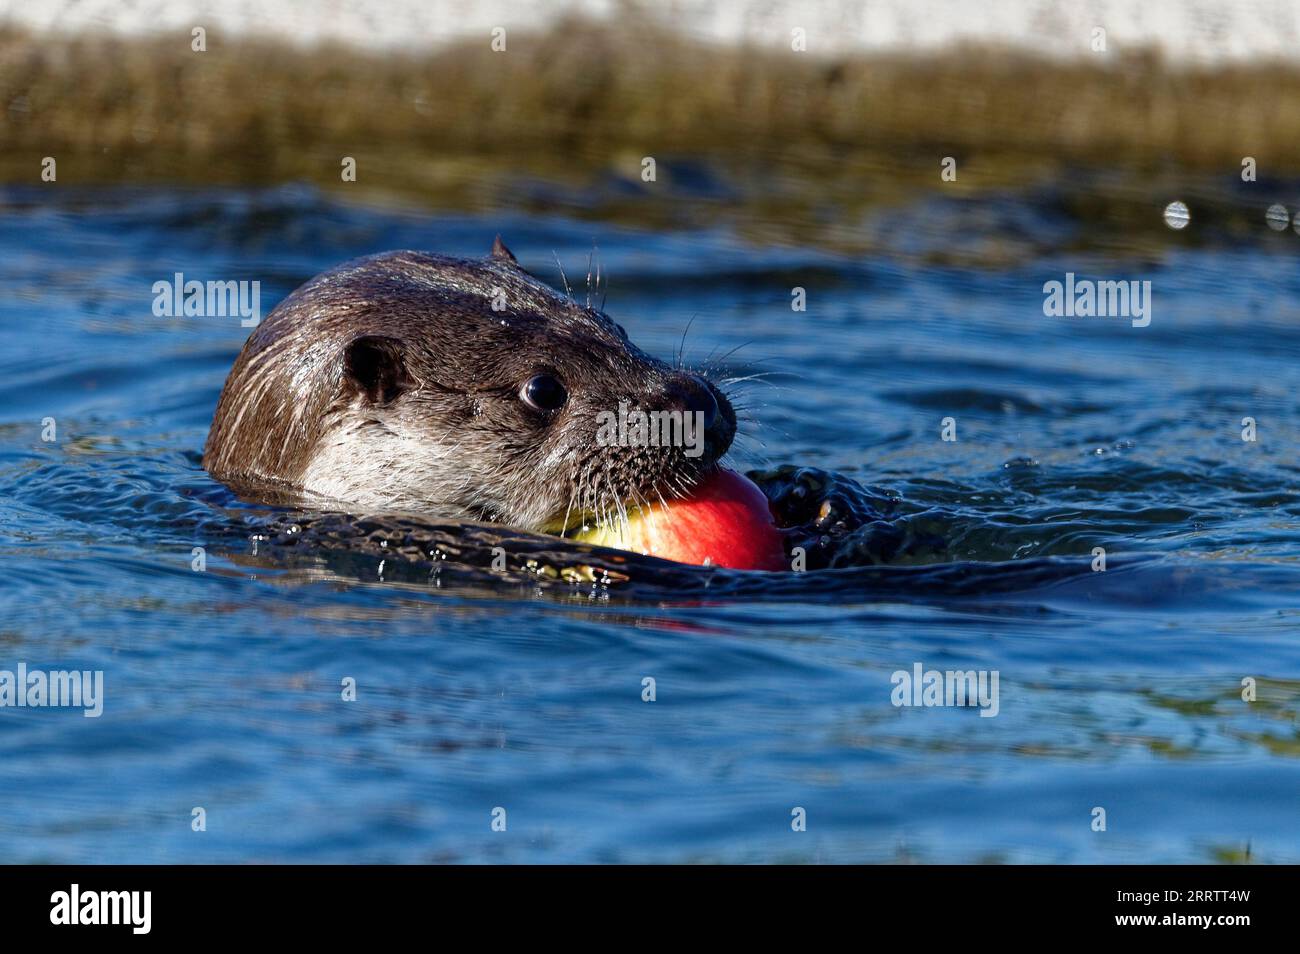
[
  {"xmin": 746, "ymin": 465, "xmax": 881, "ymax": 534},
  {"xmin": 746, "ymin": 465, "xmax": 948, "ymax": 569}
]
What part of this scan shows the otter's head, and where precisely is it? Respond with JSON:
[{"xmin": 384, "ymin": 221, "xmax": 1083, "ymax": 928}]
[{"xmin": 203, "ymin": 238, "xmax": 737, "ymax": 532}]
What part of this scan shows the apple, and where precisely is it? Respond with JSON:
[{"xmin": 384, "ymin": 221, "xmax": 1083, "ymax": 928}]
[{"xmin": 574, "ymin": 468, "xmax": 786, "ymax": 571}]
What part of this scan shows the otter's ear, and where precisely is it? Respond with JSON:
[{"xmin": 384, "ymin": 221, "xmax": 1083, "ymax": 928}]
[
  {"xmin": 344, "ymin": 335, "xmax": 410, "ymax": 406},
  {"xmin": 490, "ymin": 234, "xmax": 518, "ymax": 264}
]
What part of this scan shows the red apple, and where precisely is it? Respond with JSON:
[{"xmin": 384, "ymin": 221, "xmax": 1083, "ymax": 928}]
[{"xmin": 574, "ymin": 468, "xmax": 786, "ymax": 571}]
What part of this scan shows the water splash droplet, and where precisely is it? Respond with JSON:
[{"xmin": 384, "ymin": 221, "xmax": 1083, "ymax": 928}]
[{"xmin": 1163, "ymin": 201, "xmax": 1190, "ymax": 230}]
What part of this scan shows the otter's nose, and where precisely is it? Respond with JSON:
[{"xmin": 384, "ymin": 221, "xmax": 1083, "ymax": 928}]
[{"xmin": 673, "ymin": 374, "xmax": 719, "ymax": 430}]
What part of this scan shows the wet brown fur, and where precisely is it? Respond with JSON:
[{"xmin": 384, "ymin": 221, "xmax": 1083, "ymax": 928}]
[{"xmin": 203, "ymin": 240, "xmax": 735, "ymax": 530}]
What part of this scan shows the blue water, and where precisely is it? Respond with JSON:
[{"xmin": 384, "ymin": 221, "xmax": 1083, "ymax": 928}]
[{"xmin": 1, "ymin": 184, "xmax": 1298, "ymax": 863}]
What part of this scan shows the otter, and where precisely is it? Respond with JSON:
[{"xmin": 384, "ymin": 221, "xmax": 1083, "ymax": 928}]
[{"xmin": 203, "ymin": 238, "xmax": 735, "ymax": 532}]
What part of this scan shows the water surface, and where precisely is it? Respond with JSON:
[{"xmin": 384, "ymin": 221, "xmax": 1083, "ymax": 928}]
[{"xmin": 1, "ymin": 183, "xmax": 1297, "ymax": 863}]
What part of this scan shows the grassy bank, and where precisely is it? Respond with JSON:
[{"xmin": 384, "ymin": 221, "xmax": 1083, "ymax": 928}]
[
  {"xmin": 6, "ymin": 17, "xmax": 1300, "ymax": 175},
  {"xmin": 2, "ymin": 17, "xmax": 1299, "ymax": 254}
]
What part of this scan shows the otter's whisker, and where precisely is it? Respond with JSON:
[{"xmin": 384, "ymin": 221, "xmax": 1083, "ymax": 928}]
[
  {"xmin": 698, "ymin": 339, "xmax": 760, "ymax": 372},
  {"xmin": 552, "ymin": 251, "xmax": 572, "ymax": 299},
  {"xmin": 595, "ymin": 247, "xmax": 606, "ymax": 313},
  {"xmin": 585, "ymin": 245, "xmax": 598, "ymax": 310},
  {"xmin": 559, "ymin": 479, "xmax": 578, "ymax": 538},
  {"xmin": 717, "ymin": 373, "xmax": 790, "ymax": 389},
  {"xmin": 675, "ymin": 315, "xmax": 699, "ymax": 370},
  {"xmin": 603, "ymin": 462, "xmax": 630, "ymax": 536}
]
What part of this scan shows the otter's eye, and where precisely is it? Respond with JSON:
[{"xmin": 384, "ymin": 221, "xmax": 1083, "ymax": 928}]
[{"xmin": 520, "ymin": 374, "xmax": 568, "ymax": 413}]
